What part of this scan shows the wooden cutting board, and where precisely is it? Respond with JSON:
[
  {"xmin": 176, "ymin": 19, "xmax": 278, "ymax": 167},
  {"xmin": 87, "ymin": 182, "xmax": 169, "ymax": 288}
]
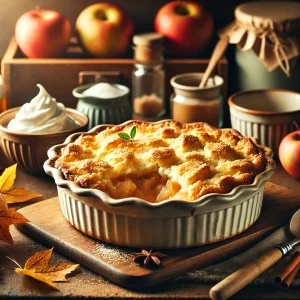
[{"xmin": 17, "ymin": 182, "xmax": 300, "ymax": 289}]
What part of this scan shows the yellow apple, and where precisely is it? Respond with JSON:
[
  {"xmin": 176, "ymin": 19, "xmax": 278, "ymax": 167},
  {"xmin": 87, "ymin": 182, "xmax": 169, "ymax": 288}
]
[{"xmin": 76, "ymin": 3, "xmax": 134, "ymax": 58}]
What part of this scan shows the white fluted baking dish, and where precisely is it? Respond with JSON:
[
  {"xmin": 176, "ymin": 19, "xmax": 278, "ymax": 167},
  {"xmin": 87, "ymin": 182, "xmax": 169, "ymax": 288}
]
[
  {"xmin": 229, "ymin": 89, "xmax": 300, "ymax": 155},
  {"xmin": 44, "ymin": 120, "xmax": 275, "ymax": 249}
]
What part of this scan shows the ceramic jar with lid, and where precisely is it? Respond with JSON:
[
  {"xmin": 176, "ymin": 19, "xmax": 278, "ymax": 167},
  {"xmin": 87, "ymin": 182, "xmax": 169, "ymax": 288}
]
[
  {"xmin": 73, "ymin": 83, "xmax": 132, "ymax": 130},
  {"xmin": 222, "ymin": 1, "xmax": 300, "ymax": 92},
  {"xmin": 132, "ymin": 33, "xmax": 166, "ymax": 121},
  {"xmin": 170, "ymin": 73, "xmax": 224, "ymax": 127}
]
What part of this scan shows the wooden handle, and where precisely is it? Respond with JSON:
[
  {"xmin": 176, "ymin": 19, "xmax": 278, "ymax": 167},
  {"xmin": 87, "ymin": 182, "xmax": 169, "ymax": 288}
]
[
  {"xmin": 210, "ymin": 248, "xmax": 283, "ymax": 300},
  {"xmin": 199, "ymin": 36, "xmax": 229, "ymax": 88}
]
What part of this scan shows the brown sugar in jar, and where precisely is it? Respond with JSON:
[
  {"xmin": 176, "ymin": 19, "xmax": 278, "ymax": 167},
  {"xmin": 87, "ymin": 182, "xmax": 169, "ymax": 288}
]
[
  {"xmin": 172, "ymin": 98, "xmax": 220, "ymax": 127},
  {"xmin": 170, "ymin": 73, "xmax": 224, "ymax": 127}
]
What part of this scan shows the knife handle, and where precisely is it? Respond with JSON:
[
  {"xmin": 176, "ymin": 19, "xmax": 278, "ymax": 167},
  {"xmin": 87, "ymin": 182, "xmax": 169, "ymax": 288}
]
[{"xmin": 210, "ymin": 248, "xmax": 283, "ymax": 300}]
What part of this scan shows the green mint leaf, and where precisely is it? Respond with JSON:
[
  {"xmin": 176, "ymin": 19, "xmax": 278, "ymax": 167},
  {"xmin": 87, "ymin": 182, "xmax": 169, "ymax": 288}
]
[
  {"xmin": 130, "ymin": 126, "xmax": 137, "ymax": 139},
  {"xmin": 117, "ymin": 132, "xmax": 131, "ymax": 140}
]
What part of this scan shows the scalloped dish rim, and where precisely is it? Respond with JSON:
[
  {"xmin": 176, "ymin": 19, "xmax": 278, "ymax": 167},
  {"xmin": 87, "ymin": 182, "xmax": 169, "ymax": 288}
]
[{"xmin": 43, "ymin": 120, "xmax": 276, "ymax": 210}]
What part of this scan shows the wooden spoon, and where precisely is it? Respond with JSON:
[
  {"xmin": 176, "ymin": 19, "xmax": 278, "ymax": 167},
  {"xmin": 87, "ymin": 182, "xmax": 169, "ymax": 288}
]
[
  {"xmin": 199, "ymin": 35, "xmax": 229, "ymax": 88},
  {"xmin": 210, "ymin": 209, "xmax": 300, "ymax": 300}
]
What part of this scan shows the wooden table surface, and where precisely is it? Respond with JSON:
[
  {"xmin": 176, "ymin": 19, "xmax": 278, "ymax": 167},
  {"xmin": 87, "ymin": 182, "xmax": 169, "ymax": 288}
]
[{"xmin": 1, "ymin": 152, "xmax": 300, "ymax": 300}]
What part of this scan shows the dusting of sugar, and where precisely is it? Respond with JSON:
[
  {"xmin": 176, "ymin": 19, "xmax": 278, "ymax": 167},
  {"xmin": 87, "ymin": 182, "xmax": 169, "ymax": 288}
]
[
  {"xmin": 77, "ymin": 271, "xmax": 109, "ymax": 285},
  {"xmin": 87, "ymin": 242, "xmax": 136, "ymax": 265}
]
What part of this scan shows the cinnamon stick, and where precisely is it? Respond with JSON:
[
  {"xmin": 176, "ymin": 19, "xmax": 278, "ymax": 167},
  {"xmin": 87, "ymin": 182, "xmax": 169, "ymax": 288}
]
[
  {"xmin": 281, "ymin": 262, "xmax": 300, "ymax": 289},
  {"xmin": 274, "ymin": 252, "xmax": 300, "ymax": 283}
]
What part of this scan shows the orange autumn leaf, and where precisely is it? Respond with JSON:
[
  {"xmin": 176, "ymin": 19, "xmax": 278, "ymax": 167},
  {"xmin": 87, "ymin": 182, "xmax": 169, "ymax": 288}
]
[
  {"xmin": 0, "ymin": 194, "xmax": 29, "ymax": 244},
  {"xmin": 14, "ymin": 248, "xmax": 79, "ymax": 290},
  {"xmin": 3, "ymin": 187, "xmax": 43, "ymax": 204},
  {"xmin": 0, "ymin": 164, "xmax": 42, "ymax": 203},
  {"xmin": 0, "ymin": 194, "xmax": 7, "ymax": 210}
]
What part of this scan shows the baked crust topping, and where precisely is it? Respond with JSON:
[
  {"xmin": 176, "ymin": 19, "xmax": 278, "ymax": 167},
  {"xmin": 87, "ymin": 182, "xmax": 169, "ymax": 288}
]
[{"xmin": 52, "ymin": 121, "xmax": 267, "ymax": 202}]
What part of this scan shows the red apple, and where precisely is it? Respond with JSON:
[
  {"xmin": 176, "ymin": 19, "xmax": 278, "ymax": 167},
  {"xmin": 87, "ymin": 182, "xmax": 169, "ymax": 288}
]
[
  {"xmin": 76, "ymin": 3, "xmax": 134, "ymax": 58},
  {"xmin": 154, "ymin": 1, "xmax": 214, "ymax": 57},
  {"xmin": 15, "ymin": 9, "xmax": 71, "ymax": 58},
  {"xmin": 279, "ymin": 130, "xmax": 300, "ymax": 180}
]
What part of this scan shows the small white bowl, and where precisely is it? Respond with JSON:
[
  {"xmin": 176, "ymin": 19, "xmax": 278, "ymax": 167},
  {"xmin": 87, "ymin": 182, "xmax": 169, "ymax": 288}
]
[{"xmin": 229, "ymin": 89, "xmax": 300, "ymax": 154}]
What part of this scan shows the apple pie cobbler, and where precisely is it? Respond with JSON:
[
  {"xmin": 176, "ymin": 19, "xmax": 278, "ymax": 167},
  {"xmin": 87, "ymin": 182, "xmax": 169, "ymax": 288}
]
[{"xmin": 51, "ymin": 121, "xmax": 268, "ymax": 203}]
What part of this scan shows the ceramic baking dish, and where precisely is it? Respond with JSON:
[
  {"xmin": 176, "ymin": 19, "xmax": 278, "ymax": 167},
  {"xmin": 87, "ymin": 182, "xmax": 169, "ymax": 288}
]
[{"xmin": 44, "ymin": 120, "xmax": 275, "ymax": 249}]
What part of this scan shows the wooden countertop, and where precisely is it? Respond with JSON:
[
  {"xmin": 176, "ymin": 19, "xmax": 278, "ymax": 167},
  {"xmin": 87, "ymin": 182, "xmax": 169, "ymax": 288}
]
[{"xmin": 1, "ymin": 153, "xmax": 300, "ymax": 300}]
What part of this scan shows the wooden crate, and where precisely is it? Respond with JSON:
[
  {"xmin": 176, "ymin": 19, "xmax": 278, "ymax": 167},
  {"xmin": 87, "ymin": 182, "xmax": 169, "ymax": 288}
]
[{"xmin": 1, "ymin": 37, "xmax": 227, "ymax": 111}]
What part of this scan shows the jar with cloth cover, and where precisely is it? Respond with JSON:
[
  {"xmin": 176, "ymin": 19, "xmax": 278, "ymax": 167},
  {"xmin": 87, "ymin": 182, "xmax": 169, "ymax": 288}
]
[{"xmin": 221, "ymin": 1, "xmax": 300, "ymax": 92}]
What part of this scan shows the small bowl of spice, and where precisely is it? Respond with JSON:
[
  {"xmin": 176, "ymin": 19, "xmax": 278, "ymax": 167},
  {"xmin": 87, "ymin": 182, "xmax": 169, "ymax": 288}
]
[{"xmin": 0, "ymin": 84, "xmax": 88, "ymax": 174}]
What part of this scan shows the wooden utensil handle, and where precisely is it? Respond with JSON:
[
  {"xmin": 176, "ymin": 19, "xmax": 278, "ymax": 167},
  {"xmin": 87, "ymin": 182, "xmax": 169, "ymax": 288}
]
[
  {"xmin": 210, "ymin": 248, "xmax": 283, "ymax": 300},
  {"xmin": 199, "ymin": 36, "xmax": 229, "ymax": 88}
]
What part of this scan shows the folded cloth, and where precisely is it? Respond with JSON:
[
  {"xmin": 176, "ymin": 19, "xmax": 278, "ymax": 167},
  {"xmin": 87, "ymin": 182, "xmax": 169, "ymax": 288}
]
[{"xmin": 176, "ymin": 226, "xmax": 300, "ymax": 286}]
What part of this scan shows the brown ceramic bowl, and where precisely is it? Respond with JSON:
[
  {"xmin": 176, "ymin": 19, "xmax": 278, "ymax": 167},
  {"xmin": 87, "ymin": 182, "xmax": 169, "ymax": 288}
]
[{"xmin": 0, "ymin": 107, "xmax": 88, "ymax": 175}]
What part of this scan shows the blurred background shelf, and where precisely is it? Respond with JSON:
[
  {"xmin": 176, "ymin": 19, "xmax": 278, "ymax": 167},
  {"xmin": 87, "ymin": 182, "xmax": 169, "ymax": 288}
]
[{"xmin": 1, "ymin": 37, "xmax": 227, "ymax": 111}]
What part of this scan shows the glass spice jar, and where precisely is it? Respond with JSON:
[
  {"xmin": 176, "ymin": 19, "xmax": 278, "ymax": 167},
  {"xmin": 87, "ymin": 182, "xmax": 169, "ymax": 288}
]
[{"xmin": 132, "ymin": 33, "xmax": 166, "ymax": 121}]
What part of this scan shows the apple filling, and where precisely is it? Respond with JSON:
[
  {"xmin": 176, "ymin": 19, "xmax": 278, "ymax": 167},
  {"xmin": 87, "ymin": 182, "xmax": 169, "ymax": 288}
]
[{"xmin": 114, "ymin": 173, "xmax": 182, "ymax": 203}]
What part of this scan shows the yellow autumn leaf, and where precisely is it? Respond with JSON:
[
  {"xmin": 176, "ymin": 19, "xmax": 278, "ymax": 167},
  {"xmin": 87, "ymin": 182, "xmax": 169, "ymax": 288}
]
[
  {"xmin": 14, "ymin": 248, "xmax": 79, "ymax": 290},
  {"xmin": 3, "ymin": 187, "xmax": 42, "ymax": 203},
  {"xmin": 0, "ymin": 164, "xmax": 42, "ymax": 203},
  {"xmin": 0, "ymin": 164, "xmax": 17, "ymax": 192}
]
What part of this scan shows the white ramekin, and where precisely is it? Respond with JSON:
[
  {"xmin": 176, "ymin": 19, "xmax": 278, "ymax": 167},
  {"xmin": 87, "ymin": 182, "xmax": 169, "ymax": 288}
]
[
  {"xmin": 44, "ymin": 120, "xmax": 275, "ymax": 249},
  {"xmin": 229, "ymin": 89, "xmax": 300, "ymax": 155}
]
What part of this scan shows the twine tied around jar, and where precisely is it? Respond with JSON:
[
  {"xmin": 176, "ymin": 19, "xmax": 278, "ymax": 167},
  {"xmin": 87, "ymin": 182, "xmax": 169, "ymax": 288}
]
[{"xmin": 220, "ymin": 5, "xmax": 300, "ymax": 77}]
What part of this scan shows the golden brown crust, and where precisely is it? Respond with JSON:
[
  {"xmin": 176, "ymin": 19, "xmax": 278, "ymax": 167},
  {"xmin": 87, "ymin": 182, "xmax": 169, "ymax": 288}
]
[{"xmin": 53, "ymin": 121, "xmax": 268, "ymax": 202}]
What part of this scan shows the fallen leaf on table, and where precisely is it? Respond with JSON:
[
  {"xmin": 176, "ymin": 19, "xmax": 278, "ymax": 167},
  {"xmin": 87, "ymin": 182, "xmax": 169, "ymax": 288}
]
[
  {"xmin": 0, "ymin": 163, "xmax": 17, "ymax": 192},
  {"xmin": 0, "ymin": 194, "xmax": 7, "ymax": 210},
  {"xmin": 14, "ymin": 248, "xmax": 79, "ymax": 290},
  {"xmin": 0, "ymin": 164, "xmax": 42, "ymax": 203},
  {"xmin": 0, "ymin": 194, "xmax": 29, "ymax": 244},
  {"xmin": 3, "ymin": 187, "xmax": 43, "ymax": 203},
  {"xmin": 0, "ymin": 163, "xmax": 42, "ymax": 244}
]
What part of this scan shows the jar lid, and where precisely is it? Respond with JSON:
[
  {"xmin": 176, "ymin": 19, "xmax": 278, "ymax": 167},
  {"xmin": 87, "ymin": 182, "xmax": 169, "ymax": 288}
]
[
  {"xmin": 133, "ymin": 33, "xmax": 164, "ymax": 47},
  {"xmin": 220, "ymin": 1, "xmax": 300, "ymax": 76},
  {"xmin": 235, "ymin": 1, "xmax": 300, "ymax": 29}
]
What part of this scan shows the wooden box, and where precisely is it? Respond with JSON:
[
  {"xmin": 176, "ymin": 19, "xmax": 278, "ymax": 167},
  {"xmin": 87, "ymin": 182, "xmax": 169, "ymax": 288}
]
[{"xmin": 1, "ymin": 37, "xmax": 227, "ymax": 111}]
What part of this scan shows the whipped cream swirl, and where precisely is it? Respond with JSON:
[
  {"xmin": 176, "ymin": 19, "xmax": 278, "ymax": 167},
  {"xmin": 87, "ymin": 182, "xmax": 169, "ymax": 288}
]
[{"xmin": 7, "ymin": 84, "xmax": 78, "ymax": 134}]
